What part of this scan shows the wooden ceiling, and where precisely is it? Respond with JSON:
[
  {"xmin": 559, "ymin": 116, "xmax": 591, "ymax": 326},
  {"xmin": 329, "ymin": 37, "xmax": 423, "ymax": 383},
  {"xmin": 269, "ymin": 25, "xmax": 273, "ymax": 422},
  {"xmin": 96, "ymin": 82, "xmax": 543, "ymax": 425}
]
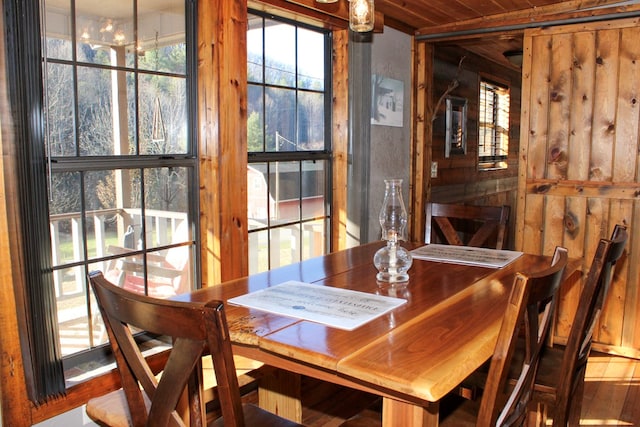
[{"xmin": 377, "ymin": 0, "xmax": 640, "ymax": 69}]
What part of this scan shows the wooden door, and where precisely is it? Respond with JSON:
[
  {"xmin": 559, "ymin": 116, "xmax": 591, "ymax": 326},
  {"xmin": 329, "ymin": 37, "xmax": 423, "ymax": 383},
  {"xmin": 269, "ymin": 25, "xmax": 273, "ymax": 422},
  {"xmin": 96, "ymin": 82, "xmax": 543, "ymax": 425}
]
[{"xmin": 516, "ymin": 17, "xmax": 640, "ymax": 357}]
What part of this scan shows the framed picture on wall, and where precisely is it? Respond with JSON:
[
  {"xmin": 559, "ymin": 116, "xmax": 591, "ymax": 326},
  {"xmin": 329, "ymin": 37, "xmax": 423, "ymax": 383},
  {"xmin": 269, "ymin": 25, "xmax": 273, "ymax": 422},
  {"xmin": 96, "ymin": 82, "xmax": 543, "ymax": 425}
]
[
  {"xmin": 371, "ymin": 75, "xmax": 404, "ymax": 127},
  {"xmin": 445, "ymin": 96, "xmax": 467, "ymax": 157}
]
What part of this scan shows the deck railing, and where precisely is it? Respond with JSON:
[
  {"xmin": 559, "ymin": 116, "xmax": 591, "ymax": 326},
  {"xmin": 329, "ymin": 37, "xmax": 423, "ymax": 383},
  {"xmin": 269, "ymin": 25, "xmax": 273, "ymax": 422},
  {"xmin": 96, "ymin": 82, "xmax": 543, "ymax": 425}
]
[{"xmin": 50, "ymin": 207, "xmax": 188, "ymax": 299}]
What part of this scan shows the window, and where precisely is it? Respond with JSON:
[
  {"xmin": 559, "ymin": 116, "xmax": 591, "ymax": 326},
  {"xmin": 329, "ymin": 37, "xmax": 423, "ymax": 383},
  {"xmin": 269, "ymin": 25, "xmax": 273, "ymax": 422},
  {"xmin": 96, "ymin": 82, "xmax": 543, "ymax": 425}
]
[
  {"xmin": 42, "ymin": 0, "xmax": 197, "ymax": 378},
  {"xmin": 478, "ymin": 79, "xmax": 509, "ymax": 170},
  {"xmin": 246, "ymin": 12, "xmax": 331, "ymax": 273}
]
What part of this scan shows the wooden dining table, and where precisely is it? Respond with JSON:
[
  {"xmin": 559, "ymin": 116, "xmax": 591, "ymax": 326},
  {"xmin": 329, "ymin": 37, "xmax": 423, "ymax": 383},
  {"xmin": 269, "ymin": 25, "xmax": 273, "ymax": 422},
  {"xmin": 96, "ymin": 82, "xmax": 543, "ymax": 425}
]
[{"xmin": 173, "ymin": 242, "xmax": 580, "ymax": 427}]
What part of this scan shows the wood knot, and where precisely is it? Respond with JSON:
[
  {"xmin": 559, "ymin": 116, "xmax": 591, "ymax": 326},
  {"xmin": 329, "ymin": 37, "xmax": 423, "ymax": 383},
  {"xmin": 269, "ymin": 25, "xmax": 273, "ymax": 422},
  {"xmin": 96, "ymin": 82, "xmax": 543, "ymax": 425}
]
[
  {"xmin": 534, "ymin": 184, "xmax": 551, "ymax": 194},
  {"xmin": 563, "ymin": 213, "xmax": 579, "ymax": 235},
  {"xmin": 550, "ymin": 91, "xmax": 564, "ymax": 102},
  {"xmin": 596, "ymin": 56, "xmax": 604, "ymax": 65}
]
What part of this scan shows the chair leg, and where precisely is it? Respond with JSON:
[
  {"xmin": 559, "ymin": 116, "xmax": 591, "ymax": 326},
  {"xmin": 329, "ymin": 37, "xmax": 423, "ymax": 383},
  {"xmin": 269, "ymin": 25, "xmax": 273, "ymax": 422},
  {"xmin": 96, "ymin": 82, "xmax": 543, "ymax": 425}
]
[{"xmin": 567, "ymin": 379, "xmax": 585, "ymax": 427}]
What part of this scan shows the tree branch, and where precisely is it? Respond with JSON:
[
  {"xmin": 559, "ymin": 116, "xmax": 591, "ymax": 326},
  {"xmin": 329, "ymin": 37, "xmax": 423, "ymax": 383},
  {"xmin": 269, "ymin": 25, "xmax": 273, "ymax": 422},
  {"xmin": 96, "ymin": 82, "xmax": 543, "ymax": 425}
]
[{"xmin": 431, "ymin": 56, "xmax": 466, "ymax": 123}]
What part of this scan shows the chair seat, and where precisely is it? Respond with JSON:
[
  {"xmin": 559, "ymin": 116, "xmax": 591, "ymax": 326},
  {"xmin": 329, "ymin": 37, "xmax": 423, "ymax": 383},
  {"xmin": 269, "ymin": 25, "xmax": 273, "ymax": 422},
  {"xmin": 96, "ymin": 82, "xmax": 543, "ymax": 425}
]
[
  {"xmin": 86, "ymin": 356, "xmax": 267, "ymax": 427},
  {"xmin": 87, "ymin": 393, "xmax": 303, "ymax": 427},
  {"xmin": 86, "ymin": 388, "xmax": 149, "ymax": 427}
]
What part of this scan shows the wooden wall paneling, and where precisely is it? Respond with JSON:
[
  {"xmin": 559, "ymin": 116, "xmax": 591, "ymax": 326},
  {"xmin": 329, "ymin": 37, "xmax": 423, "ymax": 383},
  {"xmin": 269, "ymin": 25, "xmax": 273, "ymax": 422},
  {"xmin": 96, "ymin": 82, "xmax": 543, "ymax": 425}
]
[
  {"xmin": 526, "ymin": 35, "xmax": 552, "ymax": 181},
  {"xmin": 522, "ymin": 194, "xmax": 545, "ymax": 254},
  {"xmin": 197, "ymin": 0, "xmax": 221, "ymax": 287},
  {"xmin": 568, "ymin": 31, "xmax": 595, "ymax": 183},
  {"xmin": 556, "ymin": 196, "xmax": 587, "ymax": 339},
  {"xmin": 590, "ymin": 28, "xmax": 619, "ymax": 182},
  {"xmin": 520, "ymin": 19, "xmax": 640, "ymax": 354},
  {"xmin": 597, "ymin": 199, "xmax": 633, "ymax": 346},
  {"xmin": 515, "ymin": 34, "xmax": 532, "ymax": 250},
  {"xmin": 547, "ymin": 32, "xmax": 572, "ymax": 181},
  {"xmin": 543, "ymin": 194, "xmax": 566, "ymax": 255},
  {"xmin": 217, "ymin": 0, "xmax": 248, "ymax": 282},
  {"xmin": 198, "ymin": 0, "xmax": 248, "ymax": 284},
  {"xmin": 331, "ymin": 29, "xmax": 349, "ymax": 251},
  {"xmin": 616, "ymin": 27, "xmax": 640, "ymax": 349},
  {"xmin": 626, "ymin": 201, "xmax": 640, "ymax": 351},
  {"xmin": 613, "ymin": 26, "xmax": 640, "ymax": 184},
  {"xmin": 601, "ymin": 27, "xmax": 640, "ymax": 351}
]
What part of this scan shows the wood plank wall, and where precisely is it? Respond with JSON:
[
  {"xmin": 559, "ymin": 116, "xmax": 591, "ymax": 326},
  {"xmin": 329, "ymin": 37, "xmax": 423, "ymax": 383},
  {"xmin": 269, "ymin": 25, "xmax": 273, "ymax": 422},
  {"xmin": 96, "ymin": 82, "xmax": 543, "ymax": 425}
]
[
  {"xmin": 427, "ymin": 46, "xmax": 521, "ymax": 249},
  {"xmin": 517, "ymin": 17, "xmax": 640, "ymax": 357}
]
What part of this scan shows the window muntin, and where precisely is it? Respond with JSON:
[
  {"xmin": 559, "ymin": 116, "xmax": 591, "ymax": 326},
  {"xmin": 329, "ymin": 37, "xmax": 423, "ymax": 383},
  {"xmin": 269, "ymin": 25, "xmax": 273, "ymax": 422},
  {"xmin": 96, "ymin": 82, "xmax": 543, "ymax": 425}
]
[
  {"xmin": 43, "ymin": 0, "xmax": 196, "ymax": 365},
  {"xmin": 247, "ymin": 12, "xmax": 331, "ymax": 274},
  {"xmin": 479, "ymin": 79, "xmax": 510, "ymax": 170}
]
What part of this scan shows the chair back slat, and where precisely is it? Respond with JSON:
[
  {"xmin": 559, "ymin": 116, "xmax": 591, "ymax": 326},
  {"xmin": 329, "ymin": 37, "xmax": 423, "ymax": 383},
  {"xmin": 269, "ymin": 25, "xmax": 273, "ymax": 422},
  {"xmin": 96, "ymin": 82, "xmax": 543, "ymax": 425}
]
[
  {"xmin": 425, "ymin": 203, "xmax": 510, "ymax": 249},
  {"xmin": 477, "ymin": 246, "xmax": 568, "ymax": 426}
]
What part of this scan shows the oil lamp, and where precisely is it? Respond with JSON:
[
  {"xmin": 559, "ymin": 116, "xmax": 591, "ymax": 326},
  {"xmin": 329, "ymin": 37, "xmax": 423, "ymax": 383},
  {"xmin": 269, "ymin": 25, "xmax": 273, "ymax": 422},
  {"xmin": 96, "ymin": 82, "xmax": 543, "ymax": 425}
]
[{"xmin": 373, "ymin": 179, "xmax": 413, "ymax": 283}]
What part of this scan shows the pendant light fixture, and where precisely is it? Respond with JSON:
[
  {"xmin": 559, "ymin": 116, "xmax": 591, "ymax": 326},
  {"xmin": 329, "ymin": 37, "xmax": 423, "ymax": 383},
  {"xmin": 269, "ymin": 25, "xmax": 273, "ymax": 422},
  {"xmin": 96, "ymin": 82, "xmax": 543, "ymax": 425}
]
[{"xmin": 315, "ymin": 0, "xmax": 374, "ymax": 33}]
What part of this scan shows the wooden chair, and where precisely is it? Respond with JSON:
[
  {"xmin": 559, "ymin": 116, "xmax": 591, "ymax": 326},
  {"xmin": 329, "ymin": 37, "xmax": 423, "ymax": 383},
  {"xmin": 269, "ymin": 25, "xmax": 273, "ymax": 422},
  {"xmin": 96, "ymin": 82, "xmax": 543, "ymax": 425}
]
[
  {"xmin": 526, "ymin": 224, "xmax": 628, "ymax": 426},
  {"xmin": 86, "ymin": 271, "xmax": 303, "ymax": 427},
  {"xmin": 425, "ymin": 202, "xmax": 511, "ymax": 250}
]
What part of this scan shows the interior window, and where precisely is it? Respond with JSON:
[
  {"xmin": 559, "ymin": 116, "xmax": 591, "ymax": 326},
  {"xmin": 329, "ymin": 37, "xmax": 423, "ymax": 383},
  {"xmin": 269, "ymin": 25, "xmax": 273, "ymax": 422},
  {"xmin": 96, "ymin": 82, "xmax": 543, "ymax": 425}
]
[
  {"xmin": 478, "ymin": 78, "xmax": 510, "ymax": 170},
  {"xmin": 246, "ymin": 12, "xmax": 331, "ymax": 274}
]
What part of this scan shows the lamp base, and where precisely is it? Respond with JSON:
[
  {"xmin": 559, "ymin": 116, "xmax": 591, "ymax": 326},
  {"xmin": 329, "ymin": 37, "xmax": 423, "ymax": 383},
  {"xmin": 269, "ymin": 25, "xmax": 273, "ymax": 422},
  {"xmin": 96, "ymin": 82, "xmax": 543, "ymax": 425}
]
[{"xmin": 373, "ymin": 241, "xmax": 413, "ymax": 283}]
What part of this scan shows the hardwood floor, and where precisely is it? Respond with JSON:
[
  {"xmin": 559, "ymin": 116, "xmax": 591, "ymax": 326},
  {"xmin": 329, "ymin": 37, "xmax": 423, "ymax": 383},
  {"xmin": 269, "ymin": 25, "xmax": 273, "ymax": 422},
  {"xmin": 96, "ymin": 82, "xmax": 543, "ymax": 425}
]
[
  {"xmin": 237, "ymin": 353, "xmax": 640, "ymax": 426},
  {"xmin": 580, "ymin": 353, "xmax": 640, "ymax": 426}
]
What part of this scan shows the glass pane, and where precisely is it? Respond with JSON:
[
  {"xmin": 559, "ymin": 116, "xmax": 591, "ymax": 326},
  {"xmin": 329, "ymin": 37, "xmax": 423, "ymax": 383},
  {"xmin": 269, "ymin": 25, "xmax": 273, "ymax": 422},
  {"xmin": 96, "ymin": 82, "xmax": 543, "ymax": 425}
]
[
  {"xmin": 248, "ymin": 163, "xmax": 272, "ymax": 228},
  {"xmin": 104, "ymin": 251, "xmax": 146, "ymax": 295},
  {"xmin": 247, "ymin": 84, "xmax": 264, "ymax": 152},
  {"xmin": 247, "ymin": 14, "xmax": 263, "ymax": 84},
  {"xmin": 50, "ymin": 172, "xmax": 83, "ymax": 265},
  {"xmin": 84, "ymin": 169, "xmax": 142, "ymax": 259},
  {"xmin": 264, "ymin": 19, "xmax": 295, "ymax": 87},
  {"xmin": 144, "ymin": 245, "xmax": 192, "ymax": 297},
  {"xmin": 46, "ymin": 63, "xmax": 77, "ymax": 156},
  {"xmin": 138, "ymin": 0, "xmax": 186, "ymax": 74},
  {"xmin": 297, "ymin": 27, "xmax": 324, "ymax": 90},
  {"xmin": 76, "ymin": 66, "xmax": 114, "ymax": 155},
  {"xmin": 248, "ymin": 229, "xmax": 268, "ymax": 274},
  {"xmin": 143, "ymin": 166, "xmax": 190, "ymax": 247},
  {"xmin": 297, "ymin": 91, "xmax": 324, "ymax": 150},
  {"xmin": 271, "ymin": 162, "xmax": 300, "ymax": 225},
  {"xmin": 56, "ymin": 265, "xmax": 89, "ymax": 357},
  {"xmin": 270, "ymin": 225, "xmax": 300, "ymax": 269},
  {"xmin": 88, "ymin": 289, "xmax": 108, "ymax": 347},
  {"xmin": 301, "ymin": 160, "xmax": 326, "ymax": 220},
  {"xmin": 265, "ymin": 87, "xmax": 295, "ymax": 152},
  {"xmin": 75, "ymin": 1, "xmax": 134, "ymax": 66},
  {"xmin": 139, "ymin": 74, "xmax": 187, "ymax": 154},
  {"xmin": 302, "ymin": 219, "xmax": 325, "ymax": 260},
  {"xmin": 45, "ymin": 0, "xmax": 72, "ymax": 61}
]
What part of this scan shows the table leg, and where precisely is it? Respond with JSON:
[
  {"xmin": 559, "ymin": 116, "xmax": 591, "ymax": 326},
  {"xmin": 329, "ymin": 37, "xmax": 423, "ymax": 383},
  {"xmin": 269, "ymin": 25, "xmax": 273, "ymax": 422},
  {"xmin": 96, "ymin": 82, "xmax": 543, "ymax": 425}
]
[
  {"xmin": 382, "ymin": 397, "xmax": 439, "ymax": 427},
  {"xmin": 258, "ymin": 368, "xmax": 303, "ymax": 422}
]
